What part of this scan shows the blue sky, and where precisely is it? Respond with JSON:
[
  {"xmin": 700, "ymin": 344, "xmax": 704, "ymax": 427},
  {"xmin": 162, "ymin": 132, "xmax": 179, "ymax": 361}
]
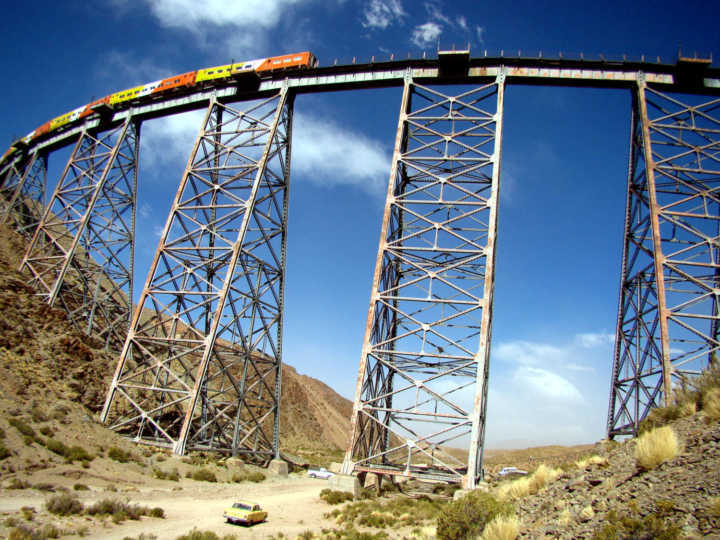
[{"xmin": 1, "ymin": 0, "xmax": 719, "ymax": 448}]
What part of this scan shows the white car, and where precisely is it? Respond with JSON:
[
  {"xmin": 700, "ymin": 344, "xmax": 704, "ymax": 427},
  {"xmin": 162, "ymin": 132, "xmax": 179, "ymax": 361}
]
[
  {"xmin": 307, "ymin": 467, "xmax": 334, "ymax": 479},
  {"xmin": 497, "ymin": 466, "xmax": 528, "ymax": 477}
]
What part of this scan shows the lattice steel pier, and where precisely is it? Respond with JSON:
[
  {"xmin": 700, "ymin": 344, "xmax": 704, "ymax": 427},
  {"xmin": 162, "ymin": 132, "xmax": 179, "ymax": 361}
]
[
  {"xmin": 102, "ymin": 88, "xmax": 293, "ymax": 461},
  {"xmin": 608, "ymin": 79, "xmax": 720, "ymax": 437},
  {"xmin": 342, "ymin": 71, "xmax": 505, "ymax": 489}
]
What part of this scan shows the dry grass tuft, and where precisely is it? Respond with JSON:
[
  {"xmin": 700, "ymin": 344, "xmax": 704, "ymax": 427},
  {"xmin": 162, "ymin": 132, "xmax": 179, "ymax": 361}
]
[
  {"xmin": 496, "ymin": 464, "xmax": 562, "ymax": 500},
  {"xmin": 579, "ymin": 505, "xmax": 595, "ymax": 521},
  {"xmin": 558, "ymin": 508, "xmax": 571, "ymax": 526},
  {"xmin": 481, "ymin": 514, "xmax": 519, "ymax": 540},
  {"xmin": 702, "ymin": 387, "xmax": 720, "ymax": 421},
  {"xmin": 634, "ymin": 426, "xmax": 680, "ymax": 470},
  {"xmin": 709, "ymin": 496, "xmax": 720, "ymax": 517},
  {"xmin": 575, "ymin": 455, "xmax": 607, "ymax": 469}
]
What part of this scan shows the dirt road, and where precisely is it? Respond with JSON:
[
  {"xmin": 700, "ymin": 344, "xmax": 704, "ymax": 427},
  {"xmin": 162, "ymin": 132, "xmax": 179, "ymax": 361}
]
[{"xmin": 0, "ymin": 476, "xmax": 335, "ymax": 539}]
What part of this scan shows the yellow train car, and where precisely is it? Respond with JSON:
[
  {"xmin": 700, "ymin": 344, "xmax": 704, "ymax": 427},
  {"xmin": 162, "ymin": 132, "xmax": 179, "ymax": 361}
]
[{"xmin": 109, "ymin": 80, "xmax": 163, "ymax": 105}]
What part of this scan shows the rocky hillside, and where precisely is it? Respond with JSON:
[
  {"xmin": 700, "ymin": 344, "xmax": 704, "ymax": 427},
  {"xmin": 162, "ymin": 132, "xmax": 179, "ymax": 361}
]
[
  {"xmin": 506, "ymin": 405, "xmax": 720, "ymax": 538},
  {"xmin": 0, "ymin": 222, "xmax": 352, "ymax": 473}
]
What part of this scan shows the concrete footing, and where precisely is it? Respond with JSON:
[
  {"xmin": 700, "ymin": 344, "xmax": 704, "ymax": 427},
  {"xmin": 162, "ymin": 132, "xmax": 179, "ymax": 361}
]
[
  {"xmin": 328, "ymin": 474, "xmax": 361, "ymax": 498},
  {"xmin": 268, "ymin": 458, "xmax": 289, "ymax": 476}
]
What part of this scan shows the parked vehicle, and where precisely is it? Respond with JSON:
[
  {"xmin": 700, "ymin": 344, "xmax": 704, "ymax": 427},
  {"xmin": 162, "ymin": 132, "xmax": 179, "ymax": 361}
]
[
  {"xmin": 308, "ymin": 467, "xmax": 334, "ymax": 479},
  {"xmin": 497, "ymin": 466, "xmax": 528, "ymax": 477},
  {"xmin": 223, "ymin": 501, "xmax": 267, "ymax": 525}
]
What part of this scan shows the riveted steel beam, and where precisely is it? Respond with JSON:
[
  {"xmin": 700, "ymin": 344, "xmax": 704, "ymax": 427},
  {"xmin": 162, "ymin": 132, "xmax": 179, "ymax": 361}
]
[
  {"xmin": 102, "ymin": 87, "xmax": 292, "ymax": 462},
  {"xmin": 342, "ymin": 73, "xmax": 505, "ymax": 488}
]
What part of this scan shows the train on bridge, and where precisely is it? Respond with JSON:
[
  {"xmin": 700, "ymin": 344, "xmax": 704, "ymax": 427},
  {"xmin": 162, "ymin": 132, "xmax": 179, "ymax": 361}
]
[{"xmin": 1, "ymin": 51, "xmax": 318, "ymax": 165}]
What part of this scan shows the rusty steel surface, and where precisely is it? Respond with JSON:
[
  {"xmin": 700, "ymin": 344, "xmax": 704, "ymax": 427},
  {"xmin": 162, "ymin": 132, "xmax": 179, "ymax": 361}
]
[
  {"xmin": 19, "ymin": 119, "xmax": 138, "ymax": 349},
  {"xmin": 341, "ymin": 74, "xmax": 505, "ymax": 488},
  {"xmin": 101, "ymin": 89, "xmax": 292, "ymax": 461},
  {"xmin": 608, "ymin": 83, "xmax": 720, "ymax": 437}
]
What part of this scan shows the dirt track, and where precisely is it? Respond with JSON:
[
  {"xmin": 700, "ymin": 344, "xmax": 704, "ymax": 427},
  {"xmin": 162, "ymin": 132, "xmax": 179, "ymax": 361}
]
[{"xmin": 0, "ymin": 476, "xmax": 333, "ymax": 539}]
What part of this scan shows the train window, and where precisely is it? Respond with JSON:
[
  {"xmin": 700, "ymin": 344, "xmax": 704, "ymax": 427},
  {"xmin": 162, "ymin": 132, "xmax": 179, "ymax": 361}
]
[
  {"xmin": 273, "ymin": 60, "xmax": 281, "ymax": 64},
  {"xmin": 294, "ymin": 56, "xmax": 302, "ymax": 61},
  {"xmin": 244, "ymin": 64, "xmax": 251, "ymax": 68},
  {"xmin": 283, "ymin": 58, "xmax": 291, "ymax": 63}
]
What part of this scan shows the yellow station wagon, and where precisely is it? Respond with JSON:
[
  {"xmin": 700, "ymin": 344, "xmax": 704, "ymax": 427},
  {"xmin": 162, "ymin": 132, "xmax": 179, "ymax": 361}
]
[{"xmin": 223, "ymin": 501, "xmax": 267, "ymax": 526}]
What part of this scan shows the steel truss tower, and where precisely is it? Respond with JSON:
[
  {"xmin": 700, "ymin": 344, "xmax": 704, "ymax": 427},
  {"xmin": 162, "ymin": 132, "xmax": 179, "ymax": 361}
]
[
  {"xmin": 102, "ymin": 88, "xmax": 293, "ymax": 461},
  {"xmin": 20, "ymin": 119, "xmax": 139, "ymax": 349},
  {"xmin": 0, "ymin": 151, "xmax": 47, "ymax": 237},
  {"xmin": 608, "ymin": 80, "xmax": 720, "ymax": 438},
  {"xmin": 342, "ymin": 73, "xmax": 505, "ymax": 489}
]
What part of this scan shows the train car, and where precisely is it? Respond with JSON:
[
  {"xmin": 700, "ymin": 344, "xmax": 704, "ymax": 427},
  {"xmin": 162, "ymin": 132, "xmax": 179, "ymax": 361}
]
[
  {"xmin": 79, "ymin": 96, "xmax": 111, "ymax": 120},
  {"xmin": 256, "ymin": 51, "xmax": 318, "ymax": 73},
  {"xmin": 153, "ymin": 71, "xmax": 197, "ymax": 94},
  {"xmin": 195, "ymin": 59, "xmax": 265, "ymax": 83},
  {"xmin": 109, "ymin": 79, "xmax": 164, "ymax": 106}
]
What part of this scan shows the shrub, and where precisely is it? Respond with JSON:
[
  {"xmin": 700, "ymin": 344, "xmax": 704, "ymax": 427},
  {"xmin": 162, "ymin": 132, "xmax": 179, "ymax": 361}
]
[
  {"xmin": 46, "ymin": 492, "xmax": 84, "ymax": 516},
  {"xmin": 20, "ymin": 506, "xmax": 35, "ymax": 521},
  {"xmin": 154, "ymin": 468, "xmax": 180, "ymax": 481},
  {"xmin": 85, "ymin": 499, "xmax": 163, "ymax": 522},
  {"xmin": 591, "ymin": 509, "xmax": 681, "ymax": 539},
  {"xmin": 34, "ymin": 483, "xmax": 56, "ymax": 492},
  {"xmin": 480, "ymin": 513, "xmax": 519, "ymax": 540},
  {"xmin": 0, "ymin": 427, "xmax": 5, "ymax": 438},
  {"xmin": 7, "ymin": 478, "xmax": 31, "ymax": 489},
  {"xmin": 8, "ymin": 418, "xmax": 35, "ymax": 438},
  {"xmin": 150, "ymin": 507, "xmax": 165, "ymax": 518},
  {"xmin": 108, "ymin": 447, "xmax": 133, "ymax": 463},
  {"xmin": 190, "ymin": 468, "xmax": 217, "ymax": 482},
  {"xmin": 634, "ymin": 426, "xmax": 680, "ymax": 470},
  {"xmin": 39, "ymin": 426, "xmax": 54, "ymax": 437},
  {"xmin": 0, "ymin": 443, "xmax": 10, "ymax": 460},
  {"xmin": 436, "ymin": 491, "xmax": 513, "ymax": 540},
  {"xmin": 246, "ymin": 471, "xmax": 266, "ymax": 483},
  {"xmin": 175, "ymin": 529, "xmax": 220, "ymax": 540},
  {"xmin": 320, "ymin": 489, "xmax": 354, "ymax": 505},
  {"xmin": 31, "ymin": 408, "xmax": 49, "ymax": 423},
  {"xmin": 73, "ymin": 483, "xmax": 90, "ymax": 491}
]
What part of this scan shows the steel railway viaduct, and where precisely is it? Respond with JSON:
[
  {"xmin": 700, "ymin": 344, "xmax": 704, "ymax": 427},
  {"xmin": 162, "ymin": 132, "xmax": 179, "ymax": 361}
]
[{"xmin": 1, "ymin": 51, "xmax": 719, "ymax": 489}]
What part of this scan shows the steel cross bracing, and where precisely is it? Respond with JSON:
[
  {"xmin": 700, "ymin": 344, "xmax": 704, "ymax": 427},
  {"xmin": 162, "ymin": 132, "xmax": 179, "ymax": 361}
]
[
  {"xmin": 342, "ymin": 72, "xmax": 505, "ymax": 489},
  {"xmin": 0, "ymin": 151, "xmax": 47, "ymax": 238},
  {"xmin": 608, "ymin": 81, "xmax": 720, "ymax": 438},
  {"xmin": 101, "ymin": 88, "xmax": 292, "ymax": 461},
  {"xmin": 20, "ymin": 119, "xmax": 139, "ymax": 350}
]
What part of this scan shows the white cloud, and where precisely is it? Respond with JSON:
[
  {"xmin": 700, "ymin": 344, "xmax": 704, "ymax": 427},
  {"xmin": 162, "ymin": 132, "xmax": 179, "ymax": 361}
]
[
  {"xmin": 494, "ymin": 340, "xmax": 565, "ymax": 366},
  {"xmin": 292, "ymin": 112, "xmax": 390, "ymax": 195},
  {"xmin": 513, "ymin": 367, "xmax": 583, "ymax": 402},
  {"xmin": 457, "ymin": 15, "xmax": 468, "ymax": 31},
  {"xmin": 140, "ymin": 110, "xmax": 206, "ymax": 169},
  {"xmin": 362, "ymin": 0, "xmax": 405, "ymax": 29},
  {"xmin": 140, "ymin": 109, "xmax": 390, "ymax": 196},
  {"xmin": 143, "ymin": 0, "xmax": 302, "ymax": 31},
  {"xmin": 566, "ymin": 362, "xmax": 596, "ymax": 373},
  {"xmin": 476, "ymin": 25, "xmax": 485, "ymax": 44},
  {"xmin": 137, "ymin": 0, "xmax": 317, "ymax": 56},
  {"xmin": 411, "ymin": 22, "xmax": 442, "ymax": 48},
  {"xmin": 424, "ymin": 1, "xmax": 451, "ymax": 26},
  {"xmin": 576, "ymin": 332, "xmax": 615, "ymax": 349}
]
